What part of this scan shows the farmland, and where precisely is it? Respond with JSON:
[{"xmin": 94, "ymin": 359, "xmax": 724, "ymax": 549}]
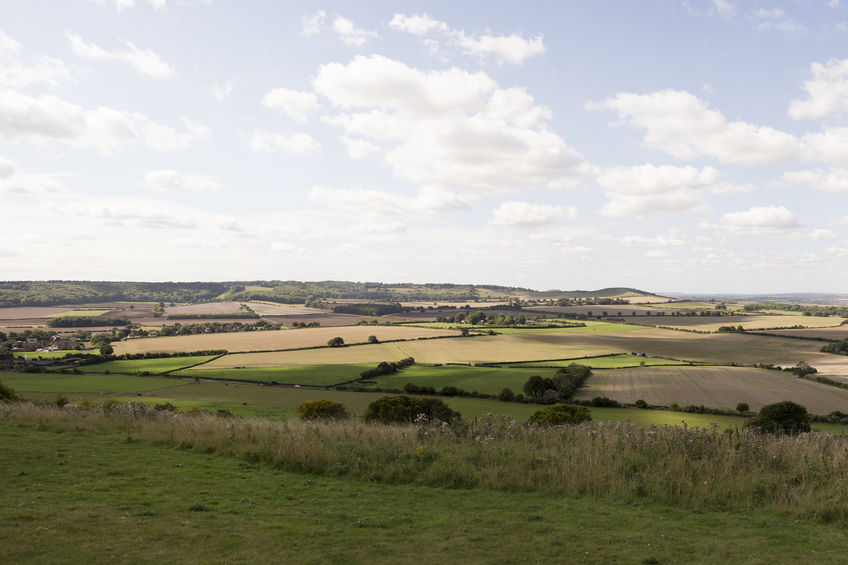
[
  {"xmin": 631, "ymin": 314, "xmax": 841, "ymax": 331},
  {"xmin": 79, "ymin": 355, "xmax": 218, "ymax": 374},
  {"xmin": 112, "ymin": 325, "xmax": 462, "ymax": 355},
  {"xmin": 174, "ymin": 364, "xmax": 372, "ymax": 386}
]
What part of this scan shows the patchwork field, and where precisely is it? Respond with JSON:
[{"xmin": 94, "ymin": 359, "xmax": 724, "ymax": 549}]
[
  {"xmin": 359, "ymin": 365, "xmax": 561, "ymax": 395},
  {"xmin": 504, "ymin": 354, "xmax": 689, "ymax": 369},
  {"xmin": 633, "ymin": 314, "xmax": 842, "ymax": 332},
  {"xmin": 197, "ymin": 343, "xmax": 410, "ymax": 368},
  {"xmin": 0, "ymin": 307, "xmax": 81, "ymax": 319},
  {"xmin": 112, "ymin": 326, "xmax": 462, "ymax": 355},
  {"xmin": 175, "ymin": 364, "xmax": 371, "ymax": 386},
  {"xmin": 247, "ymin": 301, "xmax": 328, "ymax": 316},
  {"xmin": 80, "ymin": 355, "xmax": 218, "ymax": 374},
  {"xmin": 575, "ymin": 365, "xmax": 848, "ymax": 413},
  {"xmin": 762, "ymin": 327, "xmax": 848, "ymax": 341},
  {"xmin": 164, "ymin": 302, "xmax": 245, "ymax": 315}
]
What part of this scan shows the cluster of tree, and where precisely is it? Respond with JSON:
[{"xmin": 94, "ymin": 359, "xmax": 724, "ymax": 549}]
[
  {"xmin": 528, "ymin": 404, "xmax": 592, "ymax": 425},
  {"xmin": 290, "ymin": 321, "xmax": 321, "ymax": 328},
  {"xmin": 717, "ymin": 325, "xmax": 745, "ymax": 332},
  {"xmin": 331, "ymin": 303, "xmax": 404, "ymax": 316},
  {"xmin": 743, "ymin": 303, "xmax": 848, "ymax": 317},
  {"xmin": 556, "ymin": 297, "xmax": 630, "ymax": 306},
  {"xmin": 821, "ymin": 339, "xmax": 848, "ymax": 356},
  {"xmin": 359, "ymin": 357, "xmax": 415, "ymax": 380},
  {"xmin": 46, "ymin": 316, "xmax": 130, "ymax": 328},
  {"xmin": 0, "ymin": 281, "xmax": 232, "ymax": 307},
  {"xmin": 522, "ymin": 364, "xmax": 593, "ymax": 403},
  {"xmin": 745, "ymin": 401, "xmax": 811, "ymax": 434},
  {"xmin": 364, "ymin": 395, "xmax": 460, "ymax": 424},
  {"xmin": 132, "ymin": 320, "xmax": 280, "ymax": 337}
]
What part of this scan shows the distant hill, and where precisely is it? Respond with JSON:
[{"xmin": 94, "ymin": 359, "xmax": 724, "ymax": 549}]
[{"xmin": 0, "ymin": 280, "xmax": 665, "ymax": 307}]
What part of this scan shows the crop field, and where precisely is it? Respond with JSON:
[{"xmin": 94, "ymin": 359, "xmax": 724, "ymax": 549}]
[
  {"xmin": 359, "ymin": 365, "xmax": 561, "ymax": 395},
  {"xmin": 762, "ymin": 327, "xmax": 848, "ymax": 341},
  {"xmin": 80, "ymin": 355, "xmax": 218, "ymax": 374},
  {"xmin": 503, "ymin": 354, "xmax": 689, "ymax": 369},
  {"xmin": 175, "ymin": 364, "xmax": 371, "ymax": 386},
  {"xmin": 112, "ymin": 325, "xmax": 462, "ymax": 355},
  {"xmin": 0, "ymin": 307, "xmax": 80, "ymax": 319},
  {"xmin": 575, "ymin": 365, "xmax": 848, "ymax": 413},
  {"xmin": 197, "ymin": 342, "xmax": 409, "ymax": 367},
  {"xmin": 632, "ymin": 314, "xmax": 842, "ymax": 332},
  {"xmin": 164, "ymin": 302, "xmax": 245, "ymax": 315},
  {"xmin": 45, "ymin": 308, "xmax": 114, "ymax": 318},
  {"xmin": 247, "ymin": 301, "xmax": 328, "ymax": 316}
]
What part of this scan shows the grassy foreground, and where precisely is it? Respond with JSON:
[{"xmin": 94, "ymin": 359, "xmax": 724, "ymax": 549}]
[{"xmin": 3, "ymin": 421, "xmax": 848, "ymax": 564}]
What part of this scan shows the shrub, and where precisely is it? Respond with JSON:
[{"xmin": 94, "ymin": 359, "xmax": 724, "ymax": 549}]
[
  {"xmin": 154, "ymin": 402, "xmax": 177, "ymax": 412},
  {"xmin": 635, "ymin": 399, "xmax": 648, "ymax": 409},
  {"xmin": 591, "ymin": 396, "xmax": 620, "ymax": 408},
  {"xmin": 99, "ymin": 344, "xmax": 114, "ymax": 356},
  {"xmin": 498, "ymin": 388, "xmax": 515, "ymax": 402},
  {"xmin": 403, "ymin": 383, "xmax": 419, "ymax": 393},
  {"xmin": 364, "ymin": 395, "xmax": 460, "ymax": 424},
  {"xmin": 327, "ymin": 337, "xmax": 344, "ymax": 347},
  {"xmin": 746, "ymin": 401, "xmax": 811, "ymax": 435},
  {"xmin": 367, "ymin": 335, "xmax": 379, "ymax": 344},
  {"xmin": 0, "ymin": 380, "xmax": 19, "ymax": 403},
  {"xmin": 297, "ymin": 399, "xmax": 349, "ymax": 421},
  {"xmin": 736, "ymin": 402, "xmax": 750, "ymax": 413},
  {"xmin": 529, "ymin": 404, "xmax": 592, "ymax": 425},
  {"xmin": 55, "ymin": 394, "xmax": 69, "ymax": 407}
]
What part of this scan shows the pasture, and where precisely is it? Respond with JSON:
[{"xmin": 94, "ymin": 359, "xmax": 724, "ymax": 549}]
[
  {"xmin": 112, "ymin": 325, "xmax": 462, "ymax": 355},
  {"xmin": 575, "ymin": 365, "xmax": 848, "ymax": 413},
  {"xmin": 0, "ymin": 370, "xmax": 185, "ymax": 400},
  {"xmin": 175, "ymin": 364, "xmax": 371, "ymax": 386},
  {"xmin": 198, "ymin": 342, "xmax": 409, "ymax": 367},
  {"xmin": 15, "ymin": 349, "xmax": 98, "ymax": 359},
  {"xmin": 358, "ymin": 365, "xmax": 561, "ymax": 396},
  {"xmin": 80, "ymin": 355, "xmax": 218, "ymax": 374}
]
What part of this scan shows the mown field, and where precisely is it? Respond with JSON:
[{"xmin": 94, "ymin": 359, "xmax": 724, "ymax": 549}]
[
  {"xmin": 357, "ymin": 365, "xmax": 560, "ymax": 396},
  {"xmin": 576, "ymin": 365, "xmax": 848, "ymax": 413},
  {"xmin": 6, "ymin": 425, "xmax": 848, "ymax": 564},
  {"xmin": 174, "ymin": 364, "xmax": 372, "ymax": 386},
  {"xmin": 79, "ymin": 355, "xmax": 218, "ymax": 374},
  {"xmin": 112, "ymin": 325, "xmax": 462, "ymax": 355},
  {"xmin": 15, "ymin": 349, "xmax": 98, "ymax": 359}
]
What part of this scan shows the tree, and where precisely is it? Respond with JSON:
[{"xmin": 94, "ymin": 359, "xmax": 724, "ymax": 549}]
[
  {"xmin": 367, "ymin": 335, "xmax": 379, "ymax": 344},
  {"xmin": 364, "ymin": 395, "xmax": 460, "ymax": 424},
  {"xmin": 467, "ymin": 310, "xmax": 486, "ymax": 325},
  {"xmin": 736, "ymin": 402, "xmax": 750, "ymax": 413},
  {"xmin": 746, "ymin": 401, "xmax": 811, "ymax": 434},
  {"xmin": 529, "ymin": 404, "xmax": 592, "ymax": 425},
  {"xmin": 297, "ymin": 399, "xmax": 348, "ymax": 420},
  {"xmin": 327, "ymin": 337, "xmax": 344, "ymax": 347},
  {"xmin": 498, "ymin": 388, "xmax": 515, "ymax": 402},
  {"xmin": 99, "ymin": 344, "xmax": 114, "ymax": 356}
]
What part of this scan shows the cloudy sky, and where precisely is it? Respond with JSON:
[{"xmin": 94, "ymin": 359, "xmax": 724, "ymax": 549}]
[{"xmin": 3, "ymin": 1, "xmax": 848, "ymax": 293}]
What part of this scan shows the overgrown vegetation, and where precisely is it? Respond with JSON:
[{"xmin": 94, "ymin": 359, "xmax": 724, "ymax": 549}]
[
  {"xmin": 46, "ymin": 316, "xmax": 131, "ymax": 328},
  {"xmin": 297, "ymin": 399, "xmax": 349, "ymax": 421}
]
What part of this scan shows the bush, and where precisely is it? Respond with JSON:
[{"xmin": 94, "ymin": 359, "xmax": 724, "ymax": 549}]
[
  {"xmin": 529, "ymin": 404, "xmax": 592, "ymax": 425},
  {"xmin": 746, "ymin": 401, "xmax": 811, "ymax": 434},
  {"xmin": 297, "ymin": 399, "xmax": 349, "ymax": 421},
  {"xmin": 367, "ymin": 335, "xmax": 379, "ymax": 344},
  {"xmin": 327, "ymin": 337, "xmax": 344, "ymax": 347},
  {"xmin": 736, "ymin": 402, "xmax": 750, "ymax": 413},
  {"xmin": 635, "ymin": 399, "xmax": 648, "ymax": 409},
  {"xmin": 0, "ymin": 380, "xmax": 19, "ymax": 403},
  {"xmin": 55, "ymin": 394, "xmax": 69, "ymax": 407},
  {"xmin": 154, "ymin": 402, "xmax": 177, "ymax": 412},
  {"xmin": 364, "ymin": 395, "xmax": 460, "ymax": 424},
  {"xmin": 498, "ymin": 388, "xmax": 515, "ymax": 402},
  {"xmin": 591, "ymin": 396, "xmax": 620, "ymax": 408}
]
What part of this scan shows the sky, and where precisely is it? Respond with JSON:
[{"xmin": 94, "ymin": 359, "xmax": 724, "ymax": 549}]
[{"xmin": 2, "ymin": 0, "xmax": 848, "ymax": 293}]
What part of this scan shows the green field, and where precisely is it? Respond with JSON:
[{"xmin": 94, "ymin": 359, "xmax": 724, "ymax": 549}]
[
  {"xmin": 175, "ymin": 364, "xmax": 372, "ymax": 386},
  {"xmin": 503, "ymin": 354, "xmax": 689, "ymax": 369},
  {"xmin": 5, "ymin": 425, "xmax": 848, "ymax": 564},
  {"xmin": 15, "ymin": 349, "xmax": 98, "ymax": 359},
  {"xmin": 359, "ymin": 364, "xmax": 558, "ymax": 395},
  {"xmin": 45, "ymin": 309, "xmax": 114, "ymax": 318},
  {"xmin": 79, "ymin": 355, "xmax": 218, "ymax": 374},
  {"xmin": 1, "ymin": 371, "xmax": 185, "ymax": 399}
]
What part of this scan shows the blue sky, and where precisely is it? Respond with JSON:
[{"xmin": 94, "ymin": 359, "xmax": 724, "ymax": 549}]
[{"xmin": 2, "ymin": 0, "xmax": 848, "ymax": 293}]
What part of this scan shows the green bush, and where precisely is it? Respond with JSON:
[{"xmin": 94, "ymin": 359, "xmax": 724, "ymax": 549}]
[
  {"xmin": 297, "ymin": 399, "xmax": 349, "ymax": 421},
  {"xmin": 529, "ymin": 404, "xmax": 592, "ymax": 425},
  {"xmin": 498, "ymin": 388, "xmax": 515, "ymax": 402},
  {"xmin": 0, "ymin": 380, "xmax": 19, "ymax": 403},
  {"xmin": 591, "ymin": 396, "xmax": 620, "ymax": 408},
  {"xmin": 327, "ymin": 337, "xmax": 344, "ymax": 347},
  {"xmin": 635, "ymin": 399, "xmax": 648, "ymax": 409},
  {"xmin": 746, "ymin": 401, "xmax": 811, "ymax": 434},
  {"xmin": 736, "ymin": 402, "xmax": 750, "ymax": 413},
  {"xmin": 364, "ymin": 395, "xmax": 460, "ymax": 424}
]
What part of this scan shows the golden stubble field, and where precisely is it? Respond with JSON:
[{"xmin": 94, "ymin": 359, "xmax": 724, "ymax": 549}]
[
  {"xmin": 632, "ymin": 314, "xmax": 841, "ymax": 332},
  {"xmin": 576, "ymin": 365, "xmax": 848, "ymax": 413},
  {"xmin": 112, "ymin": 325, "xmax": 462, "ymax": 355}
]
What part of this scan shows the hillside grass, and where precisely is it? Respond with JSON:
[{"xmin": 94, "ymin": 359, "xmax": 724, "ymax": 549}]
[
  {"xmin": 174, "ymin": 364, "xmax": 373, "ymax": 386},
  {"xmin": 15, "ymin": 349, "xmax": 98, "ymax": 359},
  {"xmin": 5, "ymin": 424, "xmax": 848, "ymax": 564},
  {"xmin": 80, "ymin": 355, "xmax": 218, "ymax": 374}
]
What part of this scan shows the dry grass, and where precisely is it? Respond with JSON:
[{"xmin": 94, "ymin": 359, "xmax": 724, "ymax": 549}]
[
  {"xmin": 763, "ymin": 327, "xmax": 848, "ymax": 340},
  {"xmin": 0, "ymin": 307, "xmax": 77, "ymax": 319},
  {"xmin": 164, "ymin": 302, "xmax": 244, "ymax": 315},
  {"xmin": 635, "ymin": 315, "xmax": 841, "ymax": 331},
  {"xmin": 577, "ymin": 365, "xmax": 848, "ymax": 413},
  {"xmin": 247, "ymin": 301, "xmax": 327, "ymax": 316},
  {"xmin": 112, "ymin": 326, "xmax": 461, "ymax": 355}
]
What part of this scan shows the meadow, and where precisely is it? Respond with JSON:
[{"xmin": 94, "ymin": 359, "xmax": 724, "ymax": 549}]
[
  {"xmin": 174, "ymin": 364, "xmax": 372, "ymax": 386},
  {"xmin": 79, "ymin": 355, "xmax": 219, "ymax": 374}
]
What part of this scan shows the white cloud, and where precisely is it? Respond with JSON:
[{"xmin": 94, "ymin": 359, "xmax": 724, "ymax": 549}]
[
  {"xmin": 789, "ymin": 59, "xmax": 848, "ymax": 120},
  {"xmin": 807, "ymin": 229, "xmax": 837, "ymax": 240},
  {"xmin": 588, "ymin": 89, "xmax": 799, "ymax": 165},
  {"xmin": 830, "ymin": 0, "xmax": 840, "ymax": 8},
  {"xmin": 596, "ymin": 164, "xmax": 737, "ymax": 217},
  {"xmin": 261, "ymin": 88, "xmax": 319, "ymax": 122},
  {"xmin": 716, "ymin": 205, "xmax": 802, "ymax": 233},
  {"xmin": 44, "ymin": 197, "xmax": 200, "ymax": 230},
  {"xmin": 354, "ymin": 211, "xmax": 407, "ymax": 234},
  {"xmin": 645, "ymin": 249, "xmax": 668, "ymax": 259},
  {"xmin": 0, "ymin": 30, "xmax": 70, "ymax": 89},
  {"xmin": 301, "ymin": 10, "xmax": 326, "ymax": 36},
  {"xmin": 490, "ymin": 201, "xmax": 575, "ymax": 227},
  {"xmin": 713, "ymin": 0, "xmax": 736, "ymax": 18},
  {"xmin": 0, "ymin": 89, "xmax": 208, "ymax": 152},
  {"xmin": 783, "ymin": 168, "xmax": 848, "ymax": 193},
  {"xmin": 67, "ymin": 32, "xmax": 175, "ymax": 79},
  {"xmin": 270, "ymin": 241, "xmax": 305, "ymax": 253},
  {"xmin": 389, "ymin": 12, "xmax": 544, "ymax": 65},
  {"xmin": 331, "ymin": 16, "xmax": 379, "ymax": 47},
  {"xmin": 0, "ymin": 31, "xmax": 21, "ymax": 59},
  {"xmin": 751, "ymin": 8, "xmax": 806, "ymax": 37},
  {"xmin": 250, "ymin": 130, "xmax": 321, "ymax": 155},
  {"xmin": 307, "ymin": 185, "xmax": 469, "ymax": 214},
  {"xmin": 340, "ymin": 136, "xmax": 381, "ymax": 159},
  {"xmin": 316, "ymin": 55, "xmax": 590, "ymax": 190},
  {"xmin": 142, "ymin": 169, "xmax": 222, "ymax": 192},
  {"xmin": 0, "ymin": 155, "xmax": 66, "ymax": 194},
  {"xmin": 621, "ymin": 229, "xmax": 687, "ymax": 247},
  {"xmin": 212, "ymin": 81, "xmax": 231, "ymax": 102}
]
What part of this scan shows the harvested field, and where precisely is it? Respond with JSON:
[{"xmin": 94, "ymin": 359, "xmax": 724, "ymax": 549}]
[
  {"xmin": 164, "ymin": 302, "xmax": 244, "ymax": 315},
  {"xmin": 633, "ymin": 314, "xmax": 841, "ymax": 332},
  {"xmin": 528, "ymin": 305, "xmax": 671, "ymax": 316},
  {"xmin": 762, "ymin": 327, "xmax": 848, "ymax": 341},
  {"xmin": 112, "ymin": 325, "xmax": 462, "ymax": 355},
  {"xmin": 247, "ymin": 301, "xmax": 328, "ymax": 316},
  {"xmin": 0, "ymin": 307, "xmax": 78, "ymax": 319},
  {"xmin": 398, "ymin": 301, "xmax": 510, "ymax": 308},
  {"xmin": 504, "ymin": 354, "xmax": 687, "ymax": 369},
  {"xmin": 575, "ymin": 365, "xmax": 848, "ymax": 413},
  {"xmin": 265, "ymin": 313, "xmax": 382, "ymax": 326}
]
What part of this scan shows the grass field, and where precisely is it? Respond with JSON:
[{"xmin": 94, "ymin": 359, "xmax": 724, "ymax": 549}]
[
  {"xmin": 0, "ymin": 371, "xmax": 185, "ymax": 398},
  {"xmin": 15, "ymin": 349, "xmax": 98, "ymax": 359},
  {"xmin": 503, "ymin": 354, "xmax": 689, "ymax": 369},
  {"xmin": 112, "ymin": 326, "xmax": 461, "ymax": 355},
  {"xmin": 80, "ymin": 355, "xmax": 218, "ymax": 374},
  {"xmin": 576, "ymin": 365, "xmax": 848, "ymax": 413},
  {"xmin": 45, "ymin": 308, "xmax": 114, "ymax": 318},
  {"xmin": 359, "ymin": 365, "xmax": 561, "ymax": 395},
  {"xmin": 200, "ymin": 342, "xmax": 410, "ymax": 367},
  {"xmin": 6, "ymin": 426, "xmax": 848, "ymax": 564},
  {"xmin": 175, "ymin": 364, "xmax": 372, "ymax": 386}
]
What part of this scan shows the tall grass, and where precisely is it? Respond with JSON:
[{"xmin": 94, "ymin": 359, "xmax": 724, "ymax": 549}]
[{"xmin": 3, "ymin": 402, "xmax": 848, "ymax": 522}]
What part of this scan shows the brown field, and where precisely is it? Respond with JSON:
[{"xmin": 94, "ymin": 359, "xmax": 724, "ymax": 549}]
[
  {"xmin": 0, "ymin": 307, "xmax": 79, "ymax": 319},
  {"xmin": 630, "ymin": 314, "xmax": 842, "ymax": 332},
  {"xmin": 247, "ymin": 301, "xmax": 328, "ymax": 316},
  {"xmin": 761, "ymin": 327, "xmax": 848, "ymax": 341},
  {"xmin": 623, "ymin": 294, "xmax": 675, "ymax": 304},
  {"xmin": 398, "ymin": 301, "xmax": 511, "ymax": 308},
  {"xmin": 575, "ymin": 365, "xmax": 848, "ymax": 413},
  {"xmin": 112, "ymin": 325, "xmax": 462, "ymax": 355},
  {"xmin": 164, "ymin": 302, "xmax": 245, "ymax": 315},
  {"xmin": 529, "ymin": 305, "xmax": 674, "ymax": 316}
]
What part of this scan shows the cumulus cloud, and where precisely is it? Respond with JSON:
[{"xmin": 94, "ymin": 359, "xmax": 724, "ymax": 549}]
[
  {"xmin": 789, "ymin": 59, "xmax": 848, "ymax": 120},
  {"xmin": 44, "ymin": 197, "xmax": 199, "ymax": 230},
  {"xmin": 66, "ymin": 32, "xmax": 175, "ymax": 79},
  {"xmin": 783, "ymin": 168, "xmax": 848, "ymax": 193},
  {"xmin": 712, "ymin": 205, "xmax": 802, "ymax": 234},
  {"xmin": 0, "ymin": 155, "xmax": 66, "ymax": 194},
  {"xmin": 331, "ymin": 16, "xmax": 379, "ymax": 47},
  {"xmin": 250, "ymin": 130, "xmax": 321, "ymax": 155},
  {"xmin": 340, "ymin": 136, "xmax": 381, "ymax": 159},
  {"xmin": 301, "ymin": 10, "xmax": 326, "ymax": 36},
  {"xmin": 142, "ymin": 169, "xmax": 222, "ymax": 192},
  {"xmin": 89, "ymin": 0, "xmax": 206, "ymax": 11},
  {"xmin": 712, "ymin": 0, "xmax": 736, "ymax": 18},
  {"xmin": 588, "ymin": 90, "xmax": 799, "ymax": 165},
  {"xmin": 308, "ymin": 185, "xmax": 469, "ymax": 214},
  {"xmin": 0, "ymin": 30, "xmax": 70, "ymax": 89},
  {"xmin": 388, "ymin": 12, "xmax": 544, "ymax": 65},
  {"xmin": 212, "ymin": 81, "xmax": 231, "ymax": 102},
  {"xmin": 315, "ymin": 55, "xmax": 590, "ymax": 190},
  {"xmin": 490, "ymin": 201, "xmax": 575, "ymax": 227},
  {"xmin": 0, "ymin": 89, "xmax": 209, "ymax": 152},
  {"xmin": 621, "ymin": 229, "xmax": 686, "ymax": 247},
  {"xmin": 596, "ymin": 164, "xmax": 745, "ymax": 217},
  {"xmin": 261, "ymin": 88, "xmax": 319, "ymax": 122}
]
